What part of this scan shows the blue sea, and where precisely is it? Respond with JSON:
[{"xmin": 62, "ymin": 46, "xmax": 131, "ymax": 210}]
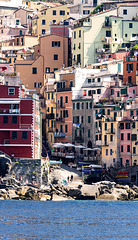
[{"xmin": 0, "ymin": 200, "xmax": 138, "ymax": 240}]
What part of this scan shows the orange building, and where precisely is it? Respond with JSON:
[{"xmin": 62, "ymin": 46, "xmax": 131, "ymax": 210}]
[
  {"xmin": 54, "ymin": 71, "xmax": 74, "ymax": 144},
  {"xmin": 123, "ymin": 56, "xmax": 138, "ymax": 85},
  {"xmin": 39, "ymin": 34, "xmax": 68, "ymax": 73}
]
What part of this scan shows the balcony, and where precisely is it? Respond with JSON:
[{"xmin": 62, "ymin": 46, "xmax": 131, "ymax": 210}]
[
  {"xmin": 102, "ymin": 142, "xmax": 109, "ymax": 146},
  {"xmin": 56, "ymin": 117, "xmax": 65, "ymax": 123},
  {"xmin": 83, "ymin": 21, "xmax": 91, "ymax": 27},
  {"xmin": 46, "ymin": 113, "xmax": 55, "ymax": 119},
  {"xmin": 74, "ymin": 136, "xmax": 84, "ymax": 143},
  {"xmin": 102, "ymin": 23, "xmax": 112, "ymax": 28},
  {"xmin": 54, "ymin": 132, "xmax": 65, "ymax": 138},
  {"xmin": 125, "ymin": 57, "xmax": 135, "ymax": 62},
  {"xmin": 106, "ymin": 128, "xmax": 115, "ymax": 134},
  {"xmin": 56, "ymin": 104, "xmax": 65, "ymax": 108},
  {"xmin": 0, "ymin": 109, "xmax": 20, "ymax": 114},
  {"xmin": 20, "ymin": 124, "xmax": 33, "ymax": 129},
  {"xmin": 57, "ymin": 87, "xmax": 71, "ymax": 92},
  {"xmin": 48, "ymin": 127, "xmax": 55, "ymax": 132}
]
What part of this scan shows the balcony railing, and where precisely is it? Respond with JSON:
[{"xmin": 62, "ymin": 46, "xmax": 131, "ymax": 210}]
[
  {"xmin": 56, "ymin": 117, "xmax": 65, "ymax": 122},
  {"xmin": 54, "ymin": 132, "xmax": 65, "ymax": 138},
  {"xmin": 0, "ymin": 109, "xmax": 20, "ymax": 114},
  {"xmin": 46, "ymin": 113, "xmax": 55, "ymax": 119},
  {"xmin": 57, "ymin": 87, "xmax": 71, "ymax": 92},
  {"xmin": 20, "ymin": 124, "xmax": 33, "ymax": 129},
  {"xmin": 74, "ymin": 136, "xmax": 84, "ymax": 143}
]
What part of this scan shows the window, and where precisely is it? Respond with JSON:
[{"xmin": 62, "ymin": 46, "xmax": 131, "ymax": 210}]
[
  {"xmin": 22, "ymin": 131, "xmax": 27, "ymax": 139},
  {"xmin": 107, "ymin": 109, "xmax": 110, "ymax": 115},
  {"xmin": 52, "ymin": 41, "xmax": 60, "ymax": 47},
  {"xmin": 129, "ymin": 23, "xmax": 133, "ymax": 28},
  {"xmin": 86, "ymin": 102, "xmax": 88, "ymax": 109},
  {"xmin": 42, "ymin": 19, "xmax": 45, "ymax": 25},
  {"xmin": 79, "ymin": 30, "xmax": 81, "ymax": 38},
  {"xmin": 45, "ymin": 67, "xmax": 50, "ymax": 73},
  {"xmin": 115, "ymin": 38, "xmax": 117, "ymax": 41},
  {"xmin": 81, "ymin": 102, "xmax": 84, "ymax": 109},
  {"xmin": 65, "ymin": 125, "xmax": 68, "ymax": 133},
  {"xmin": 60, "ymin": 125, "xmax": 63, "ymax": 132},
  {"xmin": 125, "ymin": 34, "xmax": 127, "ymax": 37},
  {"xmin": 127, "ymin": 133, "xmax": 130, "ymax": 140},
  {"xmin": 16, "ymin": 20, "xmax": 20, "ymax": 25},
  {"xmin": 73, "ymin": 103, "xmax": 75, "ymax": 110},
  {"xmin": 54, "ymin": 68, "xmax": 58, "ymax": 72},
  {"xmin": 123, "ymin": 9, "xmax": 127, "ymax": 15},
  {"xmin": 70, "ymin": 81, "xmax": 73, "ymax": 87},
  {"xmin": 8, "ymin": 88, "xmax": 15, "ymax": 95},
  {"xmin": 128, "ymin": 76, "xmax": 132, "ymax": 84},
  {"xmin": 88, "ymin": 129, "xmax": 90, "ymax": 138},
  {"xmin": 34, "ymin": 82, "xmax": 42, "ymax": 88},
  {"xmin": 95, "ymin": 135, "xmax": 98, "ymax": 141},
  {"xmin": 121, "ymin": 133, "xmax": 124, "ymax": 140},
  {"xmin": 53, "ymin": 10, "xmax": 56, "ymax": 15},
  {"xmin": 133, "ymin": 89, "xmax": 135, "ymax": 94},
  {"xmin": 89, "ymin": 102, "xmax": 92, "ymax": 109},
  {"xmin": 81, "ymin": 116, "xmax": 83, "ymax": 123},
  {"xmin": 126, "ymin": 123, "xmax": 130, "ymax": 129},
  {"xmin": 60, "ymin": 10, "xmax": 65, "ymax": 15},
  {"xmin": 78, "ymin": 43, "xmax": 81, "ymax": 49},
  {"xmin": 73, "ymin": 44, "xmax": 76, "ymax": 50},
  {"xmin": 88, "ymin": 78, "xmax": 91, "ymax": 83},
  {"xmin": 105, "ymin": 123, "xmax": 107, "ymax": 130},
  {"xmin": 110, "ymin": 135, "xmax": 113, "ymax": 141},
  {"xmin": 53, "ymin": 20, "xmax": 56, "ymax": 24},
  {"xmin": 74, "ymin": 31, "xmax": 76, "ymax": 39},
  {"xmin": 110, "ymin": 149, "xmax": 112, "ymax": 155},
  {"xmin": 132, "ymin": 134, "xmax": 137, "ymax": 141},
  {"xmin": 111, "ymin": 89, "xmax": 114, "ymax": 95},
  {"xmin": 3, "ymin": 116, "xmax": 8, "ymax": 124},
  {"xmin": 120, "ymin": 123, "xmax": 124, "ymax": 129},
  {"xmin": 54, "ymin": 54, "xmax": 58, "ymax": 60},
  {"xmin": 88, "ymin": 116, "xmax": 91, "ymax": 123},
  {"xmin": 76, "ymin": 102, "xmax": 80, "ymax": 110},
  {"xmin": 106, "ymin": 31, "xmax": 111, "ymax": 37},
  {"xmin": 32, "ymin": 67, "xmax": 37, "ymax": 74},
  {"xmin": 127, "ymin": 145, "xmax": 130, "ymax": 152},
  {"xmin": 97, "ymin": 89, "xmax": 101, "ymax": 94},
  {"xmin": 130, "ymin": 110, "xmax": 133, "ymax": 117},
  {"xmin": 83, "ymin": 10, "xmax": 90, "ymax": 14},
  {"xmin": 42, "ymin": 29, "xmax": 45, "ymax": 34},
  {"xmin": 65, "ymin": 96, "xmax": 68, "ymax": 103},
  {"xmin": 97, "ymin": 78, "xmax": 101, "ymax": 82},
  {"xmin": 106, "ymin": 149, "xmax": 108, "ymax": 156},
  {"xmin": 12, "ymin": 131, "xmax": 17, "ymax": 140},
  {"xmin": 121, "ymin": 145, "xmax": 123, "ymax": 152},
  {"xmin": 133, "ymin": 147, "xmax": 136, "ymax": 154},
  {"xmin": 12, "ymin": 116, "xmax": 17, "ymax": 124},
  {"xmin": 127, "ymin": 63, "xmax": 133, "ymax": 72}
]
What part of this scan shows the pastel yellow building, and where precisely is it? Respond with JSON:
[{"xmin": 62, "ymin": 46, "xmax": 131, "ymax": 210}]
[
  {"xmin": 22, "ymin": 0, "xmax": 31, "ymax": 8},
  {"xmin": 32, "ymin": 5, "xmax": 70, "ymax": 36},
  {"xmin": 45, "ymin": 78, "xmax": 56, "ymax": 149}
]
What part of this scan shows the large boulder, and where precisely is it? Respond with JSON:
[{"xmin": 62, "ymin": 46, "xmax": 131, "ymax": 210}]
[
  {"xmin": 7, "ymin": 189, "xmax": 20, "ymax": 200},
  {"xmin": 0, "ymin": 189, "xmax": 8, "ymax": 199},
  {"xmin": 68, "ymin": 188, "xmax": 81, "ymax": 198},
  {"xmin": 16, "ymin": 186, "xmax": 29, "ymax": 196},
  {"xmin": 112, "ymin": 188, "xmax": 128, "ymax": 201},
  {"xmin": 96, "ymin": 193, "xmax": 116, "ymax": 201}
]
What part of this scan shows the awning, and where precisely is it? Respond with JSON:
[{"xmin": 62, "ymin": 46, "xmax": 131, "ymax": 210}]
[{"xmin": 0, "ymin": 100, "xmax": 20, "ymax": 104}]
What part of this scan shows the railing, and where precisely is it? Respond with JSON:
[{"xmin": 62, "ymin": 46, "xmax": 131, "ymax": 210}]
[
  {"xmin": 75, "ymin": 136, "xmax": 84, "ymax": 142},
  {"xmin": 57, "ymin": 87, "xmax": 71, "ymax": 92},
  {"xmin": 20, "ymin": 124, "xmax": 33, "ymax": 129},
  {"xmin": 4, "ymin": 139, "xmax": 10, "ymax": 144},
  {"xmin": 46, "ymin": 113, "xmax": 55, "ymax": 119},
  {"xmin": 0, "ymin": 109, "xmax": 20, "ymax": 114},
  {"xmin": 54, "ymin": 132, "xmax": 65, "ymax": 138},
  {"xmin": 56, "ymin": 103, "xmax": 65, "ymax": 108},
  {"xmin": 48, "ymin": 127, "xmax": 55, "ymax": 132},
  {"xmin": 56, "ymin": 117, "xmax": 65, "ymax": 122}
]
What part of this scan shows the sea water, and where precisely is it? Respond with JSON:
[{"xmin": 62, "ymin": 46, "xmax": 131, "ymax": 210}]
[{"xmin": 0, "ymin": 200, "xmax": 138, "ymax": 240}]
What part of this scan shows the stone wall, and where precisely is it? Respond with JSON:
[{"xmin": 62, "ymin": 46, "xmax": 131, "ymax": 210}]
[{"xmin": 10, "ymin": 158, "xmax": 50, "ymax": 187}]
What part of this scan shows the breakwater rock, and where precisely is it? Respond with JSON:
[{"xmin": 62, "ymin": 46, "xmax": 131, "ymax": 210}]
[{"xmin": 0, "ymin": 181, "xmax": 138, "ymax": 201}]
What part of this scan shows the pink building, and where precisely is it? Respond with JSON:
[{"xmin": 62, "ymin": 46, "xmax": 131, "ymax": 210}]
[{"xmin": 120, "ymin": 119, "xmax": 132, "ymax": 167}]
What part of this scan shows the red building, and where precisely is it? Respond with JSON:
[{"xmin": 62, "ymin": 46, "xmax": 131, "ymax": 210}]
[
  {"xmin": 0, "ymin": 84, "xmax": 41, "ymax": 159},
  {"xmin": 123, "ymin": 56, "xmax": 138, "ymax": 85}
]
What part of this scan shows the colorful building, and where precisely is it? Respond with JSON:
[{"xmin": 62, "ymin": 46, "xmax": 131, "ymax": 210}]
[{"xmin": 0, "ymin": 82, "xmax": 41, "ymax": 158}]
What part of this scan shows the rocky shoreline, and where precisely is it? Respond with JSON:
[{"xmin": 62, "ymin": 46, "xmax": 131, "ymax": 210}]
[{"xmin": 1, "ymin": 181, "xmax": 138, "ymax": 201}]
